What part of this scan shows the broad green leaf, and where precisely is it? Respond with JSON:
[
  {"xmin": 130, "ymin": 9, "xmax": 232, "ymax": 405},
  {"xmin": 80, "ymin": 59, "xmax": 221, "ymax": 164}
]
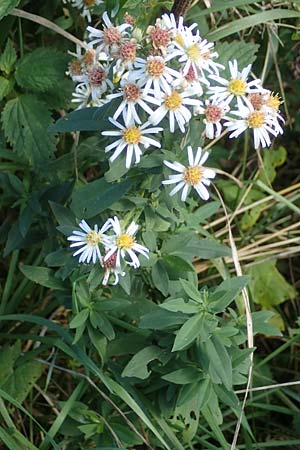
[
  {"xmin": 90, "ymin": 311, "xmax": 115, "ymax": 340},
  {"xmin": 71, "ymin": 177, "xmax": 133, "ymax": 219},
  {"xmin": 0, "ymin": 76, "xmax": 13, "ymax": 101},
  {"xmin": 162, "ymin": 367, "xmax": 201, "ymax": 385},
  {"xmin": 15, "ymin": 48, "xmax": 69, "ymax": 92},
  {"xmin": 139, "ymin": 309, "xmax": 186, "ymax": 330},
  {"xmin": 0, "ymin": 341, "xmax": 21, "ymax": 386},
  {"xmin": 69, "ymin": 309, "xmax": 89, "ymax": 329},
  {"xmin": 121, "ymin": 345, "xmax": 162, "ymax": 379},
  {"xmin": 50, "ymin": 100, "xmax": 118, "ymax": 132},
  {"xmin": 0, "ymin": 38, "xmax": 17, "ymax": 73},
  {"xmin": 249, "ymin": 260, "xmax": 296, "ymax": 308},
  {"xmin": 208, "ymin": 9, "xmax": 300, "ymax": 41},
  {"xmin": 252, "ymin": 310, "xmax": 282, "ymax": 336},
  {"xmin": 160, "ymin": 298, "xmax": 199, "ymax": 314},
  {"xmin": 0, "ymin": 0, "xmax": 20, "ymax": 21},
  {"xmin": 151, "ymin": 259, "xmax": 169, "ymax": 296},
  {"xmin": 215, "ymin": 41, "xmax": 259, "ymax": 78},
  {"xmin": 180, "ymin": 279, "xmax": 202, "ymax": 302},
  {"xmin": 1, "ymin": 94, "xmax": 56, "ymax": 166},
  {"xmin": 202, "ymin": 336, "xmax": 232, "ymax": 390},
  {"xmin": 49, "ymin": 201, "xmax": 76, "ymax": 227},
  {"xmin": 209, "ymin": 276, "xmax": 249, "ymax": 313},
  {"xmin": 172, "ymin": 314, "xmax": 204, "ymax": 351},
  {"xmin": 163, "ymin": 255, "xmax": 194, "ymax": 279},
  {"xmin": 2, "ymin": 361, "xmax": 44, "ymax": 404},
  {"xmin": 19, "ymin": 264, "xmax": 67, "ymax": 290}
]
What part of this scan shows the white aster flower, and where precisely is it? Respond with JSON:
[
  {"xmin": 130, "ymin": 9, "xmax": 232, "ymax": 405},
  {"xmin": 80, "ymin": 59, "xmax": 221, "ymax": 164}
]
[
  {"xmin": 106, "ymin": 78, "xmax": 160, "ymax": 125},
  {"xmin": 87, "ymin": 11, "xmax": 132, "ymax": 57},
  {"xmin": 208, "ymin": 59, "xmax": 263, "ymax": 107},
  {"xmin": 104, "ymin": 217, "xmax": 149, "ymax": 269},
  {"xmin": 68, "ymin": 219, "xmax": 111, "ymax": 264},
  {"xmin": 102, "ymin": 118, "xmax": 163, "ymax": 168},
  {"xmin": 166, "ymin": 26, "xmax": 222, "ymax": 79},
  {"xmin": 75, "ymin": 62, "xmax": 113, "ymax": 102},
  {"xmin": 224, "ymin": 103, "xmax": 283, "ymax": 149},
  {"xmin": 149, "ymin": 89, "xmax": 201, "ymax": 133},
  {"xmin": 129, "ymin": 55, "xmax": 181, "ymax": 99},
  {"xmin": 195, "ymin": 99, "xmax": 230, "ymax": 139},
  {"xmin": 261, "ymin": 90, "xmax": 285, "ymax": 122},
  {"xmin": 162, "ymin": 146, "xmax": 216, "ymax": 202},
  {"xmin": 69, "ymin": 0, "xmax": 103, "ymax": 22}
]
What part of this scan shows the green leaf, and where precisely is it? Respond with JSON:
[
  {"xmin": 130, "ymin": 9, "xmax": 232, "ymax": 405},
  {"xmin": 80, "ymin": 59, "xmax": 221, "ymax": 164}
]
[
  {"xmin": 0, "ymin": 341, "xmax": 21, "ymax": 386},
  {"xmin": 89, "ymin": 311, "xmax": 115, "ymax": 340},
  {"xmin": 252, "ymin": 310, "xmax": 282, "ymax": 336},
  {"xmin": 249, "ymin": 260, "xmax": 296, "ymax": 308},
  {"xmin": 15, "ymin": 48, "xmax": 69, "ymax": 92},
  {"xmin": 50, "ymin": 100, "xmax": 118, "ymax": 132},
  {"xmin": 0, "ymin": 76, "xmax": 13, "ymax": 101},
  {"xmin": 0, "ymin": 0, "xmax": 20, "ymax": 21},
  {"xmin": 209, "ymin": 276, "xmax": 249, "ymax": 313},
  {"xmin": 121, "ymin": 345, "xmax": 162, "ymax": 379},
  {"xmin": 202, "ymin": 336, "xmax": 232, "ymax": 390},
  {"xmin": 151, "ymin": 259, "xmax": 169, "ymax": 296},
  {"xmin": 208, "ymin": 9, "xmax": 300, "ymax": 41},
  {"xmin": 172, "ymin": 314, "xmax": 204, "ymax": 351},
  {"xmin": 0, "ymin": 38, "xmax": 16, "ymax": 74},
  {"xmin": 2, "ymin": 361, "xmax": 43, "ymax": 404},
  {"xmin": 215, "ymin": 41, "xmax": 259, "ymax": 77},
  {"xmin": 1, "ymin": 94, "xmax": 56, "ymax": 166},
  {"xmin": 163, "ymin": 255, "xmax": 194, "ymax": 279},
  {"xmin": 71, "ymin": 177, "xmax": 133, "ymax": 219},
  {"xmin": 139, "ymin": 309, "xmax": 186, "ymax": 330},
  {"xmin": 160, "ymin": 298, "xmax": 199, "ymax": 314},
  {"xmin": 69, "ymin": 309, "xmax": 89, "ymax": 329},
  {"xmin": 180, "ymin": 279, "xmax": 201, "ymax": 302},
  {"xmin": 49, "ymin": 201, "xmax": 76, "ymax": 227},
  {"xmin": 19, "ymin": 264, "xmax": 67, "ymax": 290},
  {"xmin": 162, "ymin": 367, "xmax": 201, "ymax": 384}
]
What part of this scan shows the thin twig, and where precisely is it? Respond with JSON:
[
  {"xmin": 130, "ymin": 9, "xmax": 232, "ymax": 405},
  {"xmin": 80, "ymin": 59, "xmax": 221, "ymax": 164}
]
[
  {"xmin": 10, "ymin": 8, "xmax": 88, "ymax": 49},
  {"xmin": 235, "ymin": 379, "xmax": 300, "ymax": 394}
]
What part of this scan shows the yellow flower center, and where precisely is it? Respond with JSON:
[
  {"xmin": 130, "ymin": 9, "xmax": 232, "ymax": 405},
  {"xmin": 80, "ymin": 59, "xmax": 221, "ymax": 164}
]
[
  {"xmin": 146, "ymin": 58, "xmax": 165, "ymax": 77},
  {"xmin": 175, "ymin": 33, "xmax": 185, "ymax": 47},
  {"xmin": 247, "ymin": 111, "xmax": 265, "ymax": 129},
  {"xmin": 86, "ymin": 230, "xmax": 101, "ymax": 246},
  {"xmin": 116, "ymin": 233, "xmax": 135, "ymax": 249},
  {"xmin": 228, "ymin": 78, "xmax": 246, "ymax": 96},
  {"xmin": 164, "ymin": 91, "xmax": 182, "ymax": 110},
  {"xmin": 184, "ymin": 166, "xmax": 203, "ymax": 186},
  {"xmin": 187, "ymin": 44, "xmax": 201, "ymax": 62},
  {"xmin": 266, "ymin": 93, "xmax": 282, "ymax": 111},
  {"xmin": 122, "ymin": 126, "xmax": 142, "ymax": 144}
]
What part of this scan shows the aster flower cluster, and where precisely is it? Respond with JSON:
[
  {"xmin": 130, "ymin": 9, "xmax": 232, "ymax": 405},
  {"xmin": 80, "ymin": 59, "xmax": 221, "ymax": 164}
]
[{"xmin": 68, "ymin": 216, "xmax": 149, "ymax": 285}]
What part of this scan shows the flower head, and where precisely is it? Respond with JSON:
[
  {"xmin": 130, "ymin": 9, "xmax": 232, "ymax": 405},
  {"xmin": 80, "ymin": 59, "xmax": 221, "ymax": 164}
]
[
  {"xmin": 162, "ymin": 146, "xmax": 215, "ymax": 201},
  {"xmin": 104, "ymin": 216, "xmax": 149, "ymax": 269},
  {"xmin": 68, "ymin": 219, "xmax": 111, "ymax": 264},
  {"xmin": 102, "ymin": 251, "xmax": 125, "ymax": 285},
  {"xmin": 102, "ymin": 118, "xmax": 163, "ymax": 168}
]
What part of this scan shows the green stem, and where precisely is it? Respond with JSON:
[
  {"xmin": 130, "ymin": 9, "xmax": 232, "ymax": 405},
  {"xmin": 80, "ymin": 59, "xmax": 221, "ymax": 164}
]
[
  {"xmin": 18, "ymin": 17, "xmax": 24, "ymax": 58},
  {"xmin": 1, "ymin": 250, "xmax": 19, "ymax": 314}
]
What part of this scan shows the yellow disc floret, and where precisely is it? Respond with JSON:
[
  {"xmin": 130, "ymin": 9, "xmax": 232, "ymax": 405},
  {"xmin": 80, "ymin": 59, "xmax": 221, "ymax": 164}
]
[
  {"xmin": 165, "ymin": 91, "xmax": 182, "ymax": 110},
  {"xmin": 86, "ymin": 230, "xmax": 101, "ymax": 246},
  {"xmin": 184, "ymin": 166, "xmax": 203, "ymax": 186},
  {"xmin": 116, "ymin": 233, "xmax": 135, "ymax": 249},
  {"xmin": 228, "ymin": 78, "xmax": 247, "ymax": 96},
  {"xmin": 247, "ymin": 111, "xmax": 265, "ymax": 129},
  {"xmin": 187, "ymin": 44, "xmax": 201, "ymax": 62},
  {"xmin": 175, "ymin": 33, "xmax": 185, "ymax": 47},
  {"xmin": 123, "ymin": 126, "xmax": 142, "ymax": 144},
  {"xmin": 266, "ymin": 93, "xmax": 282, "ymax": 111}
]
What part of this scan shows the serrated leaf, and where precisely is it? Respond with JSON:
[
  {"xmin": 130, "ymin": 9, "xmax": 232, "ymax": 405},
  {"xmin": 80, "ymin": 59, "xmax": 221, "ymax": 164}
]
[
  {"xmin": 2, "ymin": 360, "xmax": 43, "ymax": 404},
  {"xmin": 1, "ymin": 94, "xmax": 56, "ymax": 166},
  {"xmin": 215, "ymin": 41, "xmax": 259, "ymax": 77},
  {"xmin": 19, "ymin": 264, "xmax": 67, "ymax": 290},
  {"xmin": 0, "ymin": 0, "xmax": 21, "ymax": 21},
  {"xmin": 122, "ymin": 346, "xmax": 162, "ymax": 379},
  {"xmin": 0, "ymin": 76, "xmax": 13, "ymax": 100},
  {"xmin": 15, "ymin": 48, "xmax": 69, "ymax": 92},
  {"xmin": 0, "ymin": 38, "xmax": 17, "ymax": 74},
  {"xmin": 71, "ymin": 177, "xmax": 133, "ymax": 219}
]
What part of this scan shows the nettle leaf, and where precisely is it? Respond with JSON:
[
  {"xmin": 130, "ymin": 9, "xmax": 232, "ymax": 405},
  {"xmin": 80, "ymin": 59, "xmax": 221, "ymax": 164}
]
[
  {"xmin": 0, "ymin": 76, "xmax": 13, "ymax": 101},
  {"xmin": 215, "ymin": 42, "xmax": 259, "ymax": 74},
  {"xmin": 1, "ymin": 94, "xmax": 56, "ymax": 166},
  {"xmin": 209, "ymin": 276, "xmax": 249, "ymax": 313},
  {"xmin": 2, "ymin": 360, "xmax": 44, "ymax": 404},
  {"xmin": 71, "ymin": 177, "xmax": 133, "ymax": 219},
  {"xmin": 15, "ymin": 48, "xmax": 69, "ymax": 92},
  {"xmin": 0, "ymin": 38, "xmax": 17, "ymax": 74},
  {"xmin": 121, "ymin": 345, "xmax": 162, "ymax": 379},
  {"xmin": 0, "ymin": 0, "xmax": 21, "ymax": 21},
  {"xmin": 19, "ymin": 264, "xmax": 67, "ymax": 290}
]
